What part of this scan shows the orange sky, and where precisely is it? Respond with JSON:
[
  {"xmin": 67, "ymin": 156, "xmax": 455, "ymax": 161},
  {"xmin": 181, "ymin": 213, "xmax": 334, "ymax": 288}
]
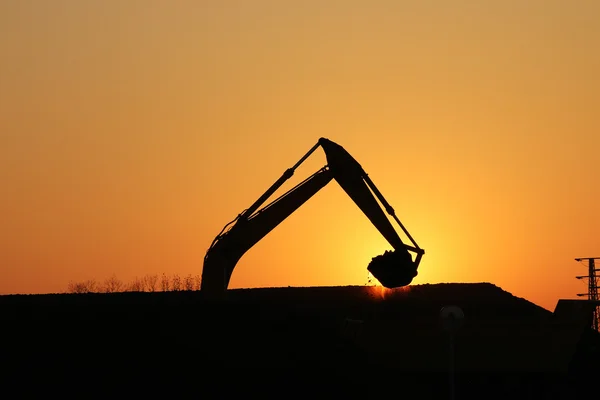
[{"xmin": 1, "ymin": 1, "xmax": 598, "ymax": 310}]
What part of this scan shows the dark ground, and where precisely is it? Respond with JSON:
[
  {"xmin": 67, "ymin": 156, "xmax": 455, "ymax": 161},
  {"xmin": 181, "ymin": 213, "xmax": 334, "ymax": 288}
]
[{"xmin": 1, "ymin": 283, "xmax": 597, "ymax": 398}]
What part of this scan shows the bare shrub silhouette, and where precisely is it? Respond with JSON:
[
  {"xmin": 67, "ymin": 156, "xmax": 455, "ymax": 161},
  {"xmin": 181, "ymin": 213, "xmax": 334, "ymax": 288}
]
[
  {"xmin": 161, "ymin": 273, "xmax": 170, "ymax": 292},
  {"xmin": 103, "ymin": 274, "xmax": 123, "ymax": 293},
  {"xmin": 171, "ymin": 274, "xmax": 182, "ymax": 291},
  {"xmin": 184, "ymin": 274, "xmax": 194, "ymax": 291},
  {"xmin": 144, "ymin": 274, "xmax": 158, "ymax": 292},
  {"xmin": 127, "ymin": 277, "xmax": 144, "ymax": 292},
  {"xmin": 67, "ymin": 279, "xmax": 97, "ymax": 294},
  {"xmin": 66, "ymin": 273, "xmax": 200, "ymax": 293}
]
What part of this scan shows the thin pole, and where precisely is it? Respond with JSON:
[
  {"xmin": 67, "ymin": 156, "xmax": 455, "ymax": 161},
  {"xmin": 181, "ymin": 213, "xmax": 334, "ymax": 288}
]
[{"xmin": 449, "ymin": 333, "xmax": 455, "ymax": 400}]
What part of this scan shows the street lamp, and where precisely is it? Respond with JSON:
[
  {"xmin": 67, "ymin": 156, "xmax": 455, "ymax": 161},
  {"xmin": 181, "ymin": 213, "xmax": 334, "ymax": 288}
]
[{"xmin": 440, "ymin": 306, "xmax": 465, "ymax": 400}]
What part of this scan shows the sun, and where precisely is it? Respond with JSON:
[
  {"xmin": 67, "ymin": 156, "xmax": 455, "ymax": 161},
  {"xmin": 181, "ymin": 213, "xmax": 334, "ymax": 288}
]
[{"xmin": 366, "ymin": 271, "xmax": 389, "ymax": 299}]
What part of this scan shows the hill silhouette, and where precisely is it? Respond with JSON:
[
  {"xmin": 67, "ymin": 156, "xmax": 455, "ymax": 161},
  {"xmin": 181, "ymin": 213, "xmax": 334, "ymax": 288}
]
[{"xmin": 1, "ymin": 283, "xmax": 597, "ymax": 398}]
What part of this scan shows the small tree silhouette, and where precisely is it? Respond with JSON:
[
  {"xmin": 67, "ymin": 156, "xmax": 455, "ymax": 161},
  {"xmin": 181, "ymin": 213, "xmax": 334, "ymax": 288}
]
[
  {"xmin": 103, "ymin": 274, "xmax": 123, "ymax": 293},
  {"xmin": 184, "ymin": 274, "xmax": 194, "ymax": 291},
  {"xmin": 128, "ymin": 277, "xmax": 144, "ymax": 292},
  {"xmin": 144, "ymin": 274, "xmax": 158, "ymax": 292},
  {"xmin": 67, "ymin": 281, "xmax": 83, "ymax": 293},
  {"xmin": 66, "ymin": 272, "xmax": 203, "ymax": 294},
  {"xmin": 160, "ymin": 273, "xmax": 169, "ymax": 292},
  {"xmin": 67, "ymin": 279, "xmax": 97, "ymax": 294},
  {"xmin": 171, "ymin": 274, "xmax": 181, "ymax": 291}
]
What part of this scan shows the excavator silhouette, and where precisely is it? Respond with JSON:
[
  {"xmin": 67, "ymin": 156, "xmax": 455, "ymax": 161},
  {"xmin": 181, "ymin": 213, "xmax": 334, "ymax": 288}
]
[{"xmin": 201, "ymin": 138, "xmax": 424, "ymax": 296}]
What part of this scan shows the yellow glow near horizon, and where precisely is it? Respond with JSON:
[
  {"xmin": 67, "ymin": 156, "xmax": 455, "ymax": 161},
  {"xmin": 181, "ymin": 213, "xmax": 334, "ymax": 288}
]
[{"xmin": 366, "ymin": 278, "xmax": 412, "ymax": 301}]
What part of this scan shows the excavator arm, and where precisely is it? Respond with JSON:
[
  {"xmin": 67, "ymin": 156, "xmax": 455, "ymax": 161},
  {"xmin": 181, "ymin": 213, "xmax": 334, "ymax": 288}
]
[{"xmin": 201, "ymin": 138, "xmax": 424, "ymax": 296}]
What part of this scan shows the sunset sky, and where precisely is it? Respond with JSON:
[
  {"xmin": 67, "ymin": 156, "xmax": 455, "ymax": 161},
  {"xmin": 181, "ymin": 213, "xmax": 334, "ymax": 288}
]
[{"xmin": 1, "ymin": 1, "xmax": 598, "ymax": 310}]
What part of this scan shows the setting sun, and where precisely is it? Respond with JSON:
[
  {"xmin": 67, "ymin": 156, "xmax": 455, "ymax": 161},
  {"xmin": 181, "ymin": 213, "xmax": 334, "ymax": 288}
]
[{"xmin": 366, "ymin": 275, "xmax": 412, "ymax": 300}]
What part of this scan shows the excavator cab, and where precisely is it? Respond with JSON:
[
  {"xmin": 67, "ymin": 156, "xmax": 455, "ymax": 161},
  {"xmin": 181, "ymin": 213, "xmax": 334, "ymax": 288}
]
[{"xmin": 201, "ymin": 138, "xmax": 424, "ymax": 295}]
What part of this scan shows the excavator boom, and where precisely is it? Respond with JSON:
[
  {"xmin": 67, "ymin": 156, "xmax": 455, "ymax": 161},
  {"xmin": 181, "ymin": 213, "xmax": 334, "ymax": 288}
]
[
  {"xmin": 201, "ymin": 138, "xmax": 424, "ymax": 296},
  {"xmin": 320, "ymin": 139, "xmax": 406, "ymax": 252},
  {"xmin": 201, "ymin": 167, "xmax": 333, "ymax": 294}
]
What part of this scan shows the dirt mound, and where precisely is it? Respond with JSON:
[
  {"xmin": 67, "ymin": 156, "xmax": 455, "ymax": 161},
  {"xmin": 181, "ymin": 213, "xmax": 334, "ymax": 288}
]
[
  {"xmin": 0, "ymin": 284, "xmax": 597, "ymax": 398},
  {"xmin": 222, "ymin": 283, "xmax": 551, "ymax": 321}
]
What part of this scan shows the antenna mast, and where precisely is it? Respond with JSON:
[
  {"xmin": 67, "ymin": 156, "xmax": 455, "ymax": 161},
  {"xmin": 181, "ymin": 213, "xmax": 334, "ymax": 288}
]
[{"xmin": 575, "ymin": 257, "xmax": 600, "ymax": 332}]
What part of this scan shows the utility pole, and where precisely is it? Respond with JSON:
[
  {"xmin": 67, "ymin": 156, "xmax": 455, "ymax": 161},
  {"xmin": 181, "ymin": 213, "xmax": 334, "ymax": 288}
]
[
  {"xmin": 575, "ymin": 257, "xmax": 600, "ymax": 332},
  {"xmin": 440, "ymin": 306, "xmax": 464, "ymax": 400}
]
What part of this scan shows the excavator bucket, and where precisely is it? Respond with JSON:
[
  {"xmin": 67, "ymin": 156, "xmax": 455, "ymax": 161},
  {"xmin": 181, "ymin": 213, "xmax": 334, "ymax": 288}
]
[{"xmin": 367, "ymin": 251, "xmax": 418, "ymax": 288}]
